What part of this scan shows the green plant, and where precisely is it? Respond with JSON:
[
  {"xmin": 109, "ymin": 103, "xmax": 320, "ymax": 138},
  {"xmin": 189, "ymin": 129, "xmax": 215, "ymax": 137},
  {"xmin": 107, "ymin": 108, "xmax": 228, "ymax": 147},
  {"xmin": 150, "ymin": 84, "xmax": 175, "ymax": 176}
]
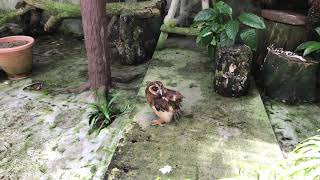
[
  {"xmin": 256, "ymin": 130, "xmax": 320, "ymax": 180},
  {"xmin": 88, "ymin": 94, "xmax": 129, "ymax": 135},
  {"xmin": 281, "ymin": 131, "xmax": 320, "ymax": 179},
  {"xmin": 193, "ymin": 1, "xmax": 266, "ymax": 56},
  {"xmin": 295, "ymin": 27, "xmax": 320, "ymax": 57}
]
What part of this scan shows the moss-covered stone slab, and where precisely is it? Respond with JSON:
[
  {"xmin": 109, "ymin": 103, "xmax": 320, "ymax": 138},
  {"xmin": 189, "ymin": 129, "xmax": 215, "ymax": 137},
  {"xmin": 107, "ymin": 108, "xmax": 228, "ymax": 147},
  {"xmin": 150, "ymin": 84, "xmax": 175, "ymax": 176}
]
[
  {"xmin": 264, "ymin": 99, "xmax": 320, "ymax": 153},
  {"xmin": 0, "ymin": 35, "xmax": 145, "ymax": 179},
  {"xmin": 105, "ymin": 37, "xmax": 283, "ymax": 179}
]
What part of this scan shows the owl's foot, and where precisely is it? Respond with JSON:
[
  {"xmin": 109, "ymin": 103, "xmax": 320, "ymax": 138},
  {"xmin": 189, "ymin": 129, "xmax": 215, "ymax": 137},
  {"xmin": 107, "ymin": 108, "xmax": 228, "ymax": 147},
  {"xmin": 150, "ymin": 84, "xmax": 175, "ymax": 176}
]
[{"xmin": 151, "ymin": 119, "xmax": 164, "ymax": 126}]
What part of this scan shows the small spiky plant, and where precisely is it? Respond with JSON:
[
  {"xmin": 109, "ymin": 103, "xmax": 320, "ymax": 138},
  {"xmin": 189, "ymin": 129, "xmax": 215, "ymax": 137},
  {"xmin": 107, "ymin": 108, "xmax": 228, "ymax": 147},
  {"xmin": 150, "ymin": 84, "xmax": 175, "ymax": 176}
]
[{"xmin": 88, "ymin": 94, "xmax": 129, "ymax": 135}]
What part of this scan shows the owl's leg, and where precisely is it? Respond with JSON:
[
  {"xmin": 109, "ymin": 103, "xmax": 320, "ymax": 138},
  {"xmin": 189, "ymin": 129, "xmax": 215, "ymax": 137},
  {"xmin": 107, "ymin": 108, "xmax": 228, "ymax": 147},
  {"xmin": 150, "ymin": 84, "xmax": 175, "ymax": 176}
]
[{"xmin": 151, "ymin": 119, "xmax": 165, "ymax": 126}]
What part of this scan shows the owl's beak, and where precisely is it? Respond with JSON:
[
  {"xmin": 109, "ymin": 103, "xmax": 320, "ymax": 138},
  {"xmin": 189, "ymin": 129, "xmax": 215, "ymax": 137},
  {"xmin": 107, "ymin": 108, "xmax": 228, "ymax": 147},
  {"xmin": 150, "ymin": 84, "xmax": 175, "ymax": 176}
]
[{"xmin": 156, "ymin": 89, "xmax": 163, "ymax": 96}]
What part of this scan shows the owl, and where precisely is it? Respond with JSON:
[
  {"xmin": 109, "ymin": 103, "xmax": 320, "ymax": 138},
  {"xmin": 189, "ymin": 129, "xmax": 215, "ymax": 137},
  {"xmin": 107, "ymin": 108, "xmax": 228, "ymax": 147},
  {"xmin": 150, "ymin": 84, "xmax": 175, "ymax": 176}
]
[{"xmin": 145, "ymin": 81, "xmax": 184, "ymax": 126}]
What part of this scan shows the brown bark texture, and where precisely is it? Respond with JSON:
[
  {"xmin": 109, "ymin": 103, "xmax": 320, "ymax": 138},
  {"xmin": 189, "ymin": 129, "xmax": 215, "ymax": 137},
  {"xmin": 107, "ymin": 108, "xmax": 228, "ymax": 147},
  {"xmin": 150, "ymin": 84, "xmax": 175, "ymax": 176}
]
[
  {"xmin": 80, "ymin": 0, "xmax": 111, "ymax": 90},
  {"xmin": 213, "ymin": 45, "xmax": 253, "ymax": 97}
]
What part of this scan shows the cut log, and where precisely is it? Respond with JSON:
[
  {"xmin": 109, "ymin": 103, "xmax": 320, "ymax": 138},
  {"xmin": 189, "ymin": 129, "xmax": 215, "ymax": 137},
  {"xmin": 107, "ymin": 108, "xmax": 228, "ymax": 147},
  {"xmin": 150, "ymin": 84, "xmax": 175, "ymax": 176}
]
[
  {"xmin": 106, "ymin": 11, "xmax": 162, "ymax": 65},
  {"xmin": 255, "ymin": 10, "xmax": 308, "ymax": 81},
  {"xmin": 115, "ymin": 11, "xmax": 146, "ymax": 65},
  {"xmin": 263, "ymin": 48, "xmax": 319, "ymax": 104},
  {"xmin": 214, "ymin": 45, "xmax": 253, "ymax": 97}
]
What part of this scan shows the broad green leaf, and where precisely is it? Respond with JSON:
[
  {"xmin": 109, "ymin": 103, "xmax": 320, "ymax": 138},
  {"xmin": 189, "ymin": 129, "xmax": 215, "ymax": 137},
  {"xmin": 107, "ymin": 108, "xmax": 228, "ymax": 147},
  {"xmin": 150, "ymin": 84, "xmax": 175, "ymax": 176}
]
[
  {"xmin": 202, "ymin": 31, "xmax": 213, "ymax": 38},
  {"xmin": 220, "ymin": 31, "xmax": 234, "ymax": 47},
  {"xmin": 303, "ymin": 42, "xmax": 320, "ymax": 56},
  {"xmin": 295, "ymin": 41, "xmax": 320, "ymax": 52},
  {"xmin": 240, "ymin": 28, "xmax": 257, "ymax": 51},
  {"xmin": 239, "ymin": 13, "xmax": 266, "ymax": 29},
  {"xmin": 225, "ymin": 20, "xmax": 240, "ymax": 41},
  {"xmin": 315, "ymin": 27, "xmax": 320, "ymax": 37},
  {"xmin": 197, "ymin": 27, "xmax": 213, "ymax": 47},
  {"xmin": 191, "ymin": 21, "xmax": 204, "ymax": 28},
  {"xmin": 194, "ymin": 8, "xmax": 216, "ymax": 22},
  {"xmin": 210, "ymin": 22, "xmax": 220, "ymax": 32},
  {"xmin": 214, "ymin": 1, "xmax": 232, "ymax": 18}
]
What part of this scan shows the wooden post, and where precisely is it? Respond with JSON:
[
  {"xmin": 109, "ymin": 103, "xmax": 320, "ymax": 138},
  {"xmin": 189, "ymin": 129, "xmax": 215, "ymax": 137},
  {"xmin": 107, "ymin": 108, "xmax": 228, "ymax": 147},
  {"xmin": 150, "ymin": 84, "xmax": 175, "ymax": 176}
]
[
  {"xmin": 80, "ymin": 0, "xmax": 111, "ymax": 95},
  {"xmin": 202, "ymin": 0, "xmax": 210, "ymax": 9},
  {"xmin": 156, "ymin": 0, "xmax": 179, "ymax": 50}
]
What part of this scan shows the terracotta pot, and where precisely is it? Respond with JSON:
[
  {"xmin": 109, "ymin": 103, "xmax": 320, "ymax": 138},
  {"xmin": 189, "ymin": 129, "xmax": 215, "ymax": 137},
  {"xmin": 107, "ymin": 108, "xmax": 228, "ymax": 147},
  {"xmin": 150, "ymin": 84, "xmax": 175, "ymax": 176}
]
[{"xmin": 0, "ymin": 36, "xmax": 35, "ymax": 80}]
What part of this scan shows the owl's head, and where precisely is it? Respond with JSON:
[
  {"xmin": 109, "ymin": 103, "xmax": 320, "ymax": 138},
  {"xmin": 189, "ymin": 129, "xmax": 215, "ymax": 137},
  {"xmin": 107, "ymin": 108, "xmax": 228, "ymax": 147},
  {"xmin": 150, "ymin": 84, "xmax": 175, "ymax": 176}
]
[{"xmin": 146, "ymin": 81, "xmax": 164, "ymax": 97}]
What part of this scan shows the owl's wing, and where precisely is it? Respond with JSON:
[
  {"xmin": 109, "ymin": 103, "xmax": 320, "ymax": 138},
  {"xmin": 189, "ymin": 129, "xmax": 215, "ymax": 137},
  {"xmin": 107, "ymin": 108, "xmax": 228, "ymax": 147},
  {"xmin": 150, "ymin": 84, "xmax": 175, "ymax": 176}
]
[
  {"xmin": 163, "ymin": 89, "xmax": 184, "ymax": 103},
  {"xmin": 154, "ymin": 97, "xmax": 170, "ymax": 112}
]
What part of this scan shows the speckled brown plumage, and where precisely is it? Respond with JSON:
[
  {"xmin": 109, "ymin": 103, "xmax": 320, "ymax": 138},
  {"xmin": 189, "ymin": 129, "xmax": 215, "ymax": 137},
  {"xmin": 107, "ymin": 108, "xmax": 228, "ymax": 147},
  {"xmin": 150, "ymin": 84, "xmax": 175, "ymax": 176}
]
[{"xmin": 145, "ymin": 81, "xmax": 184, "ymax": 126}]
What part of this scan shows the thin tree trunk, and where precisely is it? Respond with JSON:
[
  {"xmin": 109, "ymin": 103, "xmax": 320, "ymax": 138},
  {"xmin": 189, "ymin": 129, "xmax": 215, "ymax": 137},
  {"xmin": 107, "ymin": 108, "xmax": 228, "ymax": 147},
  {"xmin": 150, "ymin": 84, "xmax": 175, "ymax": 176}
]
[{"xmin": 80, "ymin": 0, "xmax": 111, "ymax": 93}]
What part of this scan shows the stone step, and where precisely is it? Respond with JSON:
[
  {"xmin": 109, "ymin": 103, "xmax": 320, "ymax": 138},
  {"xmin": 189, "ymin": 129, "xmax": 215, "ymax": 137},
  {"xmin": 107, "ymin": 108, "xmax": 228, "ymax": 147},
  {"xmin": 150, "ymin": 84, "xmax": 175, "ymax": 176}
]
[{"xmin": 105, "ymin": 37, "xmax": 283, "ymax": 179}]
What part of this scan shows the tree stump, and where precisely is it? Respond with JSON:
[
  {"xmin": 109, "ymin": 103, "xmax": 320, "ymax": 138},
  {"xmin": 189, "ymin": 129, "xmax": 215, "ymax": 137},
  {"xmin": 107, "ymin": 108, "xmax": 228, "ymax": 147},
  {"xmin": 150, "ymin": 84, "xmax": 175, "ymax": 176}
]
[
  {"xmin": 255, "ymin": 10, "xmax": 308, "ymax": 80},
  {"xmin": 214, "ymin": 45, "xmax": 253, "ymax": 97},
  {"xmin": 115, "ymin": 11, "xmax": 146, "ymax": 65},
  {"xmin": 263, "ymin": 48, "xmax": 319, "ymax": 104}
]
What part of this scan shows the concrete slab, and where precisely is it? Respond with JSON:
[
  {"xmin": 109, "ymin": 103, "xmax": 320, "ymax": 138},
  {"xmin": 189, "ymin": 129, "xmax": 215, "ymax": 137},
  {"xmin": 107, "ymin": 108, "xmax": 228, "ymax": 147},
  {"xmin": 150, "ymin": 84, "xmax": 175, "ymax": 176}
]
[
  {"xmin": 105, "ymin": 38, "xmax": 283, "ymax": 179},
  {"xmin": 0, "ymin": 36, "xmax": 146, "ymax": 179},
  {"xmin": 264, "ymin": 99, "xmax": 320, "ymax": 153}
]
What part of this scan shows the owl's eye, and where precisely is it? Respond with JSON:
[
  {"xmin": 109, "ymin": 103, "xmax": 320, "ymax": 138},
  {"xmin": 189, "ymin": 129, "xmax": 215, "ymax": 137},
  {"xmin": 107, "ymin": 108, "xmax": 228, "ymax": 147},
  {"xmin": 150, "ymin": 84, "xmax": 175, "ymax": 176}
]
[{"xmin": 152, "ymin": 86, "xmax": 158, "ymax": 91}]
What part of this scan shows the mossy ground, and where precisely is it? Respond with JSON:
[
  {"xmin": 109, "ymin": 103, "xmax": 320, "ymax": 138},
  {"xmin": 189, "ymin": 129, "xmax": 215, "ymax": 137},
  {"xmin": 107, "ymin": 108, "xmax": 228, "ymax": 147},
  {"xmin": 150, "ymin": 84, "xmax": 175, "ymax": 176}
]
[
  {"xmin": 0, "ymin": 35, "xmax": 146, "ymax": 179},
  {"xmin": 263, "ymin": 99, "xmax": 320, "ymax": 153},
  {"xmin": 106, "ymin": 37, "xmax": 283, "ymax": 179},
  {"xmin": 0, "ymin": 34, "xmax": 318, "ymax": 179}
]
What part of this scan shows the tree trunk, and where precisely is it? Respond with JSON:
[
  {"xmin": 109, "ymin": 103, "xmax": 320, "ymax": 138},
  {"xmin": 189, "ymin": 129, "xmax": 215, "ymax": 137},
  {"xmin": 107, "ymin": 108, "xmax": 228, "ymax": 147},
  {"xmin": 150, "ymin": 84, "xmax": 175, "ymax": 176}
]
[
  {"xmin": 214, "ymin": 45, "xmax": 253, "ymax": 97},
  {"xmin": 263, "ymin": 48, "xmax": 319, "ymax": 104},
  {"xmin": 80, "ymin": 0, "xmax": 111, "ymax": 93}
]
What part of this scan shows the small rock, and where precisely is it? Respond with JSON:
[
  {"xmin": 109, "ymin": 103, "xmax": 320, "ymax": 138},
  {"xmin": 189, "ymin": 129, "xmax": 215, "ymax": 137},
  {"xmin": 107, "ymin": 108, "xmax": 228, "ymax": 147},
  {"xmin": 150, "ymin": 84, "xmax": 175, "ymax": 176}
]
[
  {"xmin": 0, "ymin": 23, "xmax": 23, "ymax": 38},
  {"xmin": 3, "ymin": 80, "xmax": 11, "ymax": 85},
  {"xmin": 58, "ymin": 19, "xmax": 83, "ymax": 36},
  {"xmin": 111, "ymin": 64, "xmax": 146, "ymax": 83},
  {"xmin": 57, "ymin": 147, "xmax": 66, "ymax": 153},
  {"xmin": 0, "ymin": 141, "xmax": 10, "ymax": 154},
  {"xmin": 159, "ymin": 165, "xmax": 172, "ymax": 174}
]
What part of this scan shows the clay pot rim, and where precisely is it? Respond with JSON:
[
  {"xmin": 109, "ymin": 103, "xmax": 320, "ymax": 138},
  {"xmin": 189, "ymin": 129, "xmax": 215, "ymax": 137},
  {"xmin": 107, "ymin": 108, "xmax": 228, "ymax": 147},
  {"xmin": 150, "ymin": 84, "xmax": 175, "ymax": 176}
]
[{"xmin": 0, "ymin": 36, "xmax": 35, "ymax": 53}]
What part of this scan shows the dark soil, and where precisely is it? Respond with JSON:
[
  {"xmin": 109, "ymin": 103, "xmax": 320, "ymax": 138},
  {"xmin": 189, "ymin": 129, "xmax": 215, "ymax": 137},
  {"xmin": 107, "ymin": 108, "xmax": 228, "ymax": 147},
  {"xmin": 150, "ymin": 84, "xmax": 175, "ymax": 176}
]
[{"xmin": 0, "ymin": 40, "xmax": 28, "ymax": 49}]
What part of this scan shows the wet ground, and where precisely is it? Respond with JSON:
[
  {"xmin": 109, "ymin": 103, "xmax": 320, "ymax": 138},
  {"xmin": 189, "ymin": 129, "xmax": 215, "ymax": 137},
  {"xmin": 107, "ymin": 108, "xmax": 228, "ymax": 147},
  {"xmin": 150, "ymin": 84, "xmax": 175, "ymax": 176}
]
[
  {"xmin": 0, "ymin": 35, "xmax": 319, "ymax": 179},
  {"xmin": 263, "ymin": 98, "xmax": 320, "ymax": 154},
  {"xmin": 106, "ymin": 38, "xmax": 283, "ymax": 179},
  {"xmin": 0, "ymin": 35, "xmax": 147, "ymax": 179}
]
